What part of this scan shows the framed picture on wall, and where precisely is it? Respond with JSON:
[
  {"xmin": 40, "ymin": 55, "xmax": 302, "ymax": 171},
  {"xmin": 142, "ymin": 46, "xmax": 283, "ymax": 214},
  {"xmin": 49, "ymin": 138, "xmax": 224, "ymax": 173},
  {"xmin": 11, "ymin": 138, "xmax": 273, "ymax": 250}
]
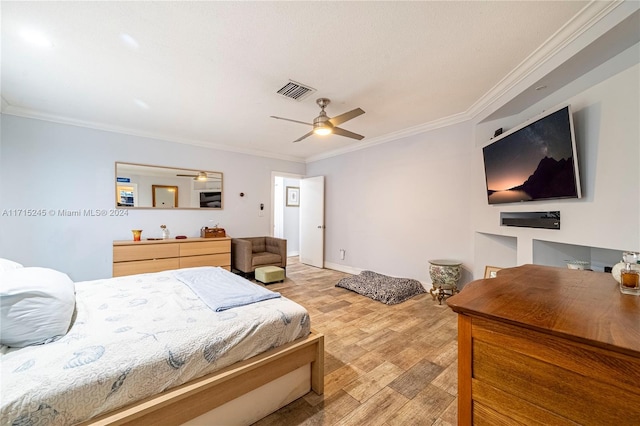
[
  {"xmin": 484, "ymin": 266, "xmax": 502, "ymax": 278},
  {"xmin": 286, "ymin": 186, "xmax": 300, "ymax": 207}
]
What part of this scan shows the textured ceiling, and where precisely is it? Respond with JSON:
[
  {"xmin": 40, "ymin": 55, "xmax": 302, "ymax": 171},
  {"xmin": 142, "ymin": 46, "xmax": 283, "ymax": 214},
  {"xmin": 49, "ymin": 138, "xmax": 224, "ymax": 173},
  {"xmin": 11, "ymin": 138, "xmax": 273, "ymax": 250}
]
[{"xmin": 1, "ymin": 1, "xmax": 614, "ymax": 162}]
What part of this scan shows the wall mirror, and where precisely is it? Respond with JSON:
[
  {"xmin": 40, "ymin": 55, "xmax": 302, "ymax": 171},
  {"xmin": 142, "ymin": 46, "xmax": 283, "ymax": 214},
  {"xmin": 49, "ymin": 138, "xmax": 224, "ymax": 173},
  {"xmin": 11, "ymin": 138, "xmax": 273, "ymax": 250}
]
[{"xmin": 115, "ymin": 162, "xmax": 223, "ymax": 209}]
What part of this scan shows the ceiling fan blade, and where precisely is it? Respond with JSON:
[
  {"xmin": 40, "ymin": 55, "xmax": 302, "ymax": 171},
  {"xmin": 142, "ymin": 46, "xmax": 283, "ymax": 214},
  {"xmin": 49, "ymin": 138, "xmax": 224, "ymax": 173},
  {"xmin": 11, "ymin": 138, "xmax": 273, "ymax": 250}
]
[
  {"xmin": 270, "ymin": 116, "xmax": 312, "ymax": 126},
  {"xmin": 332, "ymin": 127, "xmax": 364, "ymax": 140},
  {"xmin": 329, "ymin": 108, "xmax": 365, "ymax": 126},
  {"xmin": 176, "ymin": 174, "xmax": 197, "ymax": 177},
  {"xmin": 293, "ymin": 131, "xmax": 314, "ymax": 143}
]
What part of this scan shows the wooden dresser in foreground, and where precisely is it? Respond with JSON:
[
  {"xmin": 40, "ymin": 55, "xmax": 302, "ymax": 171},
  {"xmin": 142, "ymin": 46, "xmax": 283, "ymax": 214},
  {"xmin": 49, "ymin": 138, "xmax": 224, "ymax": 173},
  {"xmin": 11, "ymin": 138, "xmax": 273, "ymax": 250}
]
[
  {"xmin": 447, "ymin": 264, "xmax": 640, "ymax": 425},
  {"xmin": 113, "ymin": 237, "xmax": 231, "ymax": 277}
]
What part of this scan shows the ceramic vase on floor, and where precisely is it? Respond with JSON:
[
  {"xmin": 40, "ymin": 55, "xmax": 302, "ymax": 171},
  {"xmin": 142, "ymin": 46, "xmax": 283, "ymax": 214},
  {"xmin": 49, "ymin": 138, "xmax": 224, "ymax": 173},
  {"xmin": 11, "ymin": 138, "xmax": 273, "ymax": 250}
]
[
  {"xmin": 429, "ymin": 259, "xmax": 462, "ymax": 288},
  {"xmin": 428, "ymin": 259, "xmax": 462, "ymax": 304}
]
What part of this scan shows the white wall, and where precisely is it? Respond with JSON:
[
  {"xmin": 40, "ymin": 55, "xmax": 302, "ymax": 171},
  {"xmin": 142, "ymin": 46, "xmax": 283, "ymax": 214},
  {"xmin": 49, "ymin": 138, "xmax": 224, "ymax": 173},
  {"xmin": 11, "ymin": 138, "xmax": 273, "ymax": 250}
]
[
  {"xmin": 307, "ymin": 121, "xmax": 475, "ymax": 287},
  {"xmin": 471, "ymin": 48, "xmax": 640, "ymax": 277},
  {"xmin": 0, "ymin": 115, "xmax": 305, "ymax": 281}
]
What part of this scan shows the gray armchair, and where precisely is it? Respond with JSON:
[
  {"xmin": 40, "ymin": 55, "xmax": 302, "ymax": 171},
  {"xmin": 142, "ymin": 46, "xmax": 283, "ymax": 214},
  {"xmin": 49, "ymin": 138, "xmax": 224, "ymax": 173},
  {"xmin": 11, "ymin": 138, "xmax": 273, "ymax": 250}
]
[{"xmin": 231, "ymin": 237, "xmax": 287, "ymax": 276}]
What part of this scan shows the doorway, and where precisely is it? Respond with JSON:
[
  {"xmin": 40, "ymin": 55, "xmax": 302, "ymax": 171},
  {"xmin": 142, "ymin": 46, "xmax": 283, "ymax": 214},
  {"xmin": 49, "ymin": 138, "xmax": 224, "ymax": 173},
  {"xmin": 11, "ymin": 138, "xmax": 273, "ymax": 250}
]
[
  {"xmin": 272, "ymin": 172, "xmax": 326, "ymax": 268},
  {"xmin": 272, "ymin": 172, "xmax": 302, "ymax": 257}
]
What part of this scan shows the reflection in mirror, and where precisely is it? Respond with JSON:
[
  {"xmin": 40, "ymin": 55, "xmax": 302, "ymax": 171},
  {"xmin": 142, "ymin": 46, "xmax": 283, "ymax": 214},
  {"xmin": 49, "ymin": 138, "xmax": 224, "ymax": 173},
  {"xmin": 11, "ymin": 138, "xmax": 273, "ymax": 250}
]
[
  {"xmin": 152, "ymin": 185, "xmax": 178, "ymax": 208},
  {"xmin": 115, "ymin": 162, "xmax": 223, "ymax": 209}
]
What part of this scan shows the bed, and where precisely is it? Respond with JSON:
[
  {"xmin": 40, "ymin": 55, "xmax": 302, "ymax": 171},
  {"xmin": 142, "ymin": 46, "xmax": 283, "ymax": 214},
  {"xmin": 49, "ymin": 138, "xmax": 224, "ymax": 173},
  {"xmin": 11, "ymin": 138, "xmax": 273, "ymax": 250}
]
[{"xmin": 0, "ymin": 265, "xmax": 324, "ymax": 425}]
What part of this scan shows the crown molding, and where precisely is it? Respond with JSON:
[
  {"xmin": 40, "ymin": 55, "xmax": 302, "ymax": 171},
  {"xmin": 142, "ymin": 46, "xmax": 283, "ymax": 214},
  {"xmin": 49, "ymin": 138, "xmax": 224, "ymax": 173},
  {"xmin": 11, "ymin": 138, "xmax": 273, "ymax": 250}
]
[
  {"xmin": 466, "ymin": 0, "xmax": 623, "ymax": 121},
  {"xmin": 1, "ymin": 105, "xmax": 307, "ymax": 164},
  {"xmin": 305, "ymin": 110, "xmax": 470, "ymax": 163}
]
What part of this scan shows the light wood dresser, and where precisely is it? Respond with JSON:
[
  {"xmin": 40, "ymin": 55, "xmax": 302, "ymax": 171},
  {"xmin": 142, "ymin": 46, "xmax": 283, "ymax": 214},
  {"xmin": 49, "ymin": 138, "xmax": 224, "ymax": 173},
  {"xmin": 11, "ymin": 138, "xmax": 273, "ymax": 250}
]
[
  {"xmin": 447, "ymin": 264, "xmax": 640, "ymax": 425},
  {"xmin": 113, "ymin": 237, "xmax": 231, "ymax": 277}
]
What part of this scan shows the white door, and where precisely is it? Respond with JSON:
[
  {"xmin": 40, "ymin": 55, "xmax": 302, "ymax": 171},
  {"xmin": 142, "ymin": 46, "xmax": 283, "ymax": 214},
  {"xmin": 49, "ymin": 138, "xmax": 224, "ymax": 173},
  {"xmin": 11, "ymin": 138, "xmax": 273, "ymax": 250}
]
[{"xmin": 299, "ymin": 176, "xmax": 325, "ymax": 268}]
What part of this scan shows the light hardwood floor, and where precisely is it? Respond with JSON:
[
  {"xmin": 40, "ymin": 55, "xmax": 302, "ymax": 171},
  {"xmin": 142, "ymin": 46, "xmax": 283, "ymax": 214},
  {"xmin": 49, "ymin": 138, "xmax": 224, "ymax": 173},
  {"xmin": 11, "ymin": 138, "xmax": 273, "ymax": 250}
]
[{"xmin": 253, "ymin": 258, "xmax": 458, "ymax": 426}]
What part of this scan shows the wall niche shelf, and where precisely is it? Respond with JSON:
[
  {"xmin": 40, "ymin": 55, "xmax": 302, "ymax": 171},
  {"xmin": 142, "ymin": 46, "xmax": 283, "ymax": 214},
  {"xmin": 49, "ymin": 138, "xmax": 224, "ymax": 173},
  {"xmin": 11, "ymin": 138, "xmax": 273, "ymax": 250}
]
[
  {"xmin": 532, "ymin": 240, "xmax": 624, "ymax": 272},
  {"xmin": 474, "ymin": 232, "xmax": 626, "ymax": 278}
]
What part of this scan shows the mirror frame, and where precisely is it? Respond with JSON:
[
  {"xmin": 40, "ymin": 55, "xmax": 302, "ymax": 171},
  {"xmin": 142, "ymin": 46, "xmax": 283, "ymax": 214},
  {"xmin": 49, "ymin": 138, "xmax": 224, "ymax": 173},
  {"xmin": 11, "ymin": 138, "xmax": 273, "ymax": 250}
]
[{"xmin": 115, "ymin": 162, "xmax": 223, "ymax": 210}]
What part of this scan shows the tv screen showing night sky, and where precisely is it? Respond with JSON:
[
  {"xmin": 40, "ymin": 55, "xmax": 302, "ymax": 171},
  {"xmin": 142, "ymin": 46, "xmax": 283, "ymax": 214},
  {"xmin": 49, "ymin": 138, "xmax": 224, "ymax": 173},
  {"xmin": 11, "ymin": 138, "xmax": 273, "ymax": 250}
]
[{"xmin": 483, "ymin": 106, "xmax": 580, "ymax": 204}]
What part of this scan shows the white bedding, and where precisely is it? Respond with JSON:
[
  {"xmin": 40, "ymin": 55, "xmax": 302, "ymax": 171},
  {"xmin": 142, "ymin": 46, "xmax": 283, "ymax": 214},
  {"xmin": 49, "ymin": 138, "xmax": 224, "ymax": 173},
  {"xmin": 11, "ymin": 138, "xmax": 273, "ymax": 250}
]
[{"xmin": 0, "ymin": 267, "xmax": 310, "ymax": 426}]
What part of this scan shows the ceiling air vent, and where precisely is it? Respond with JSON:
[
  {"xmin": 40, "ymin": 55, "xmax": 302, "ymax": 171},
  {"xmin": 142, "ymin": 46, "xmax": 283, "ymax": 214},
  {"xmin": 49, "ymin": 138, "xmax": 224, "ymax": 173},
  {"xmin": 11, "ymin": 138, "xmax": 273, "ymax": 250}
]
[{"xmin": 276, "ymin": 80, "xmax": 316, "ymax": 101}]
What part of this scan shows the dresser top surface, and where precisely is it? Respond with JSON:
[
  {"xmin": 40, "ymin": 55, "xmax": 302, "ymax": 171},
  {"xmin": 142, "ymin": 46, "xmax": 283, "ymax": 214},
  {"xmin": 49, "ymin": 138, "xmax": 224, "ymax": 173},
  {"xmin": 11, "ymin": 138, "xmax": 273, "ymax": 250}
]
[
  {"xmin": 447, "ymin": 264, "xmax": 640, "ymax": 356},
  {"xmin": 114, "ymin": 236, "xmax": 230, "ymax": 246}
]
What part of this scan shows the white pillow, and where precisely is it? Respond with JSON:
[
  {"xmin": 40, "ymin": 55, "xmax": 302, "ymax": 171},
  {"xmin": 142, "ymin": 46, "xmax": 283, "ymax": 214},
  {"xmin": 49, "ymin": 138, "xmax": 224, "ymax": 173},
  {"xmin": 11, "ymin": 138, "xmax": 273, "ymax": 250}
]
[
  {"xmin": 0, "ymin": 267, "xmax": 75, "ymax": 347},
  {"xmin": 0, "ymin": 258, "xmax": 23, "ymax": 272}
]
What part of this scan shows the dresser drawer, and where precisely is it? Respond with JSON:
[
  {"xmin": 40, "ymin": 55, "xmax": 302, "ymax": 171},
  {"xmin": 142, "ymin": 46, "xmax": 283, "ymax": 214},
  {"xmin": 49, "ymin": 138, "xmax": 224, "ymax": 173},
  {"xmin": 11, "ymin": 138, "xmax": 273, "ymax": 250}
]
[
  {"xmin": 472, "ymin": 328, "xmax": 638, "ymax": 425},
  {"xmin": 179, "ymin": 253, "xmax": 230, "ymax": 269},
  {"xmin": 114, "ymin": 243, "xmax": 179, "ymax": 262},
  {"xmin": 180, "ymin": 240, "xmax": 230, "ymax": 257},
  {"xmin": 112, "ymin": 258, "xmax": 180, "ymax": 277},
  {"xmin": 112, "ymin": 238, "xmax": 231, "ymax": 278}
]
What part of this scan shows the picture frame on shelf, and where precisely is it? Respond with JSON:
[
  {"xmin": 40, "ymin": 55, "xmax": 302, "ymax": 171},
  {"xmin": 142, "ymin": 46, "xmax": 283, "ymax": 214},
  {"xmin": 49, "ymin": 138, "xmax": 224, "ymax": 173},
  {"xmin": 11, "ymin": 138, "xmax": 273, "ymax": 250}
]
[
  {"xmin": 484, "ymin": 266, "xmax": 502, "ymax": 278},
  {"xmin": 286, "ymin": 186, "xmax": 300, "ymax": 207}
]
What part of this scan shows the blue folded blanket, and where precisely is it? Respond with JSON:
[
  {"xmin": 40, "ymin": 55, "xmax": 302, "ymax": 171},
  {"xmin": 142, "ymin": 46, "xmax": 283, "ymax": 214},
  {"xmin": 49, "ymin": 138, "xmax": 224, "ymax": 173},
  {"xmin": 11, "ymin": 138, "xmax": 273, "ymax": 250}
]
[{"xmin": 173, "ymin": 267, "xmax": 281, "ymax": 311}]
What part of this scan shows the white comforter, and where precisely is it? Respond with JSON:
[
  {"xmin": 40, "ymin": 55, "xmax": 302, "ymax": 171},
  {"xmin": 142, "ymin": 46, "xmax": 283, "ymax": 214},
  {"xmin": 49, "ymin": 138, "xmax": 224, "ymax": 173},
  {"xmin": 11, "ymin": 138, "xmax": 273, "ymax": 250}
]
[{"xmin": 0, "ymin": 268, "xmax": 310, "ymax": 426}]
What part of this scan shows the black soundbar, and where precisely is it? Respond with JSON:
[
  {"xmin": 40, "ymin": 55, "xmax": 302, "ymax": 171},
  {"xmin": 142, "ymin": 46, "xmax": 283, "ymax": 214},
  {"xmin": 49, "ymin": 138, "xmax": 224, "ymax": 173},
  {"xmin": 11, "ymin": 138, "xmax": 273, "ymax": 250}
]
[{"xmin": 500, "ymin": 211, "xmax": 560, "ymax": 230}]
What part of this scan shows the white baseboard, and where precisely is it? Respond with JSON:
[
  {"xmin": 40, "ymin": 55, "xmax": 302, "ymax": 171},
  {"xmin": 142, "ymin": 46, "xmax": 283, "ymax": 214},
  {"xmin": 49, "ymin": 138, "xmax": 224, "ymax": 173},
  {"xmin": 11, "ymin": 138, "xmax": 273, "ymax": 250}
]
[
  {"xmin": 287, "ymin": 250, "xmax": 299, "ymax": 257},
  {"xmin": 323, "ymin": 262, "xmax": 362, "ymax": 275}
]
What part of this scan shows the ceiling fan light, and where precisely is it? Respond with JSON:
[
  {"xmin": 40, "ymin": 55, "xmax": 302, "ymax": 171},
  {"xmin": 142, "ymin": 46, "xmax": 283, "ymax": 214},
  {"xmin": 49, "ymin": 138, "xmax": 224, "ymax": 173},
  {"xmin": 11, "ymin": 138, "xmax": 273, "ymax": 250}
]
[
  {"xmin": 313, "ymin": 113, "xmax": 333, "ymax": 136},
  {"xmin": 314, "ymin": 126, "xmax": 332, "ymax": 136},
  {"xmin": 196, "ymin": 172, "xmax": 208, "ymax": 181}
]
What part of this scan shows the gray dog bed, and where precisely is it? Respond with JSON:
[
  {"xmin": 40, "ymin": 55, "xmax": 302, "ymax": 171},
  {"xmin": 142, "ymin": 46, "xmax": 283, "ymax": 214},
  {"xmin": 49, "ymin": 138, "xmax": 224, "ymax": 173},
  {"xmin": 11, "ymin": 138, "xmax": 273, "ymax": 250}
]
[{"xmin": 336, "ymin": 270, "xmax": 426, "ymax": 305}]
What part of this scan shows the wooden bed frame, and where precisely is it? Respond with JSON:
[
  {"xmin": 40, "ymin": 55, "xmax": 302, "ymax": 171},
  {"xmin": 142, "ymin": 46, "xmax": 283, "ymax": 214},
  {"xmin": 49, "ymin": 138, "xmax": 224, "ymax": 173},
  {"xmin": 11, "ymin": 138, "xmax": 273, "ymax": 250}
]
[{"xmin": 82, "ymin": 331, "xmax": 324, "ymax": 425}]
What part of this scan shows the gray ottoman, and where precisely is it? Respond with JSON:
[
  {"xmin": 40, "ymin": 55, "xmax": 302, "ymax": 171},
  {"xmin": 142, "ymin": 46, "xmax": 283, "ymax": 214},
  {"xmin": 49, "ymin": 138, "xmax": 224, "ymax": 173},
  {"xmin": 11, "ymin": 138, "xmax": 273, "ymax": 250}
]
[{"xmin": 255, "ymin": 266, "xmax": 285, "ymax": 284}]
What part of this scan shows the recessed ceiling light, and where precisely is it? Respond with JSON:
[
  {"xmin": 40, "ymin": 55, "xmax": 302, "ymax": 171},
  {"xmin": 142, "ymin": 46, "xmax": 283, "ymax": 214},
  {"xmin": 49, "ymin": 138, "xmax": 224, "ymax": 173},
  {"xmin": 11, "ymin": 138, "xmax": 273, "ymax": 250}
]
[
  {"xmin": 120, "ymin": 33, "xmax": 139, "ymax": 49},
  {"xmin": 20, "ymin": 28, "xmax": 54, "ymax": 48},
  {"xmin": 134, "ymin": 98, "xmax": 149, "ymax": 109}
]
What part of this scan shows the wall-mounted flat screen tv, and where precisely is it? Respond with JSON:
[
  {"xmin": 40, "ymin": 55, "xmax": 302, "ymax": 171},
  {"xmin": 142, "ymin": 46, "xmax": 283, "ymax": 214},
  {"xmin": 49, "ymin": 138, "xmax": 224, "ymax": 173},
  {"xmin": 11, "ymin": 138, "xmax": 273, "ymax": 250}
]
[
  {"xmin": 199, "ymin": 191, "xmax": 221, "ymax": 208},
  {"xmin": 482, "ymin": 105, "xmax": 582, "ymax": 205}
]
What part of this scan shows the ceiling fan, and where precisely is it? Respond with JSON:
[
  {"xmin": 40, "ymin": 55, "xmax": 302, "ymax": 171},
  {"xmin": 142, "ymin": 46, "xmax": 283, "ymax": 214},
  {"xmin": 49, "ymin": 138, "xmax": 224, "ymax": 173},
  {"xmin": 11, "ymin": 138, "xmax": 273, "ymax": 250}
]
[{"xmin": 271, "ymin": 98, "xmax": 365, "ymax": 143}]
